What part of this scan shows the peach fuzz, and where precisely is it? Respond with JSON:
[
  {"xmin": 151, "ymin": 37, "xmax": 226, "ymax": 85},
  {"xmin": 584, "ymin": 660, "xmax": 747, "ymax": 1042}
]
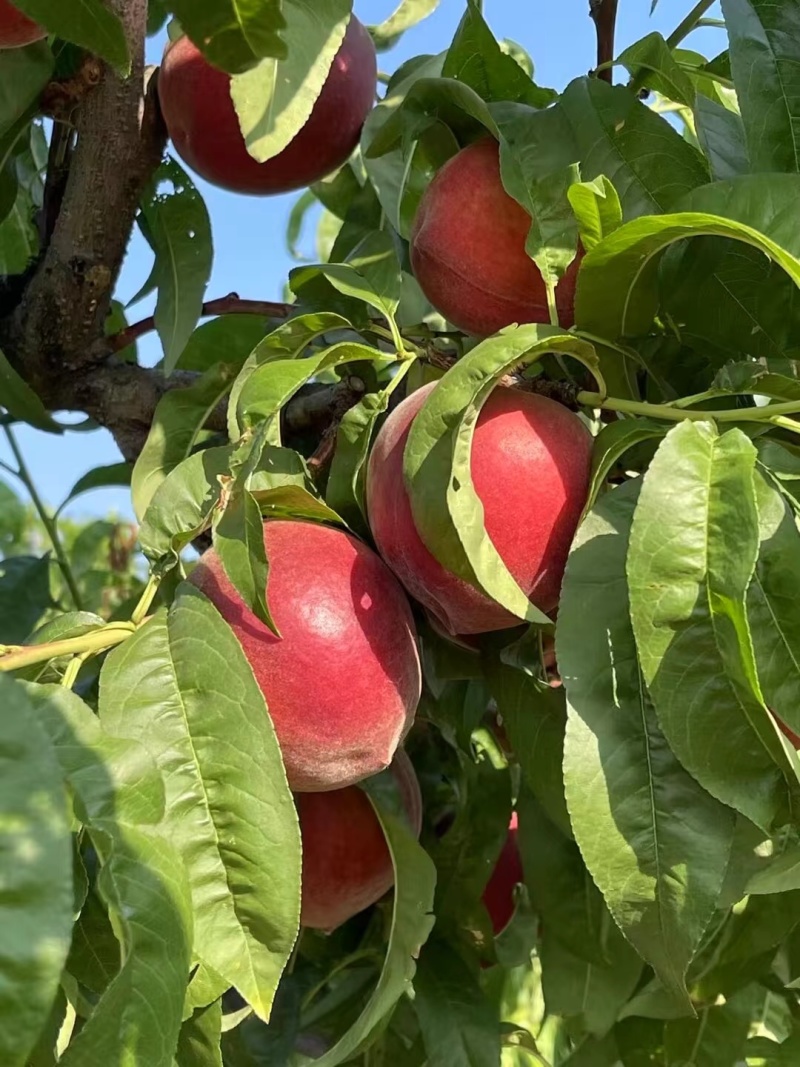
[
  {"xmin": 158, "ymin": 17, "xmax": 377, "ymax": 196},
  {"xmin": 190, "ymin": 519, "xmax": 421, "ymax": 792},
  {"xmin": 366, "ymin": 382, "xmax": 593, "ymax": 634},
  {"xmin": 297, "ymin": 749, "xmax": 422, "ymax": 931}
]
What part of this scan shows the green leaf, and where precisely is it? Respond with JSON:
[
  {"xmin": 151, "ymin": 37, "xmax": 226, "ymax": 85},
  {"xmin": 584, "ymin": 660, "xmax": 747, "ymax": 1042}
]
[
  {"xmin": 67, "ymin": 886, "xmax": 121, "ymax": 996},
  {"xmin": 0, "ymin": 348, "xmax": 61, "ymax": 432},
  {"xmin": 721, "ymin": 0, "xmax": 800, "ymax": 173},
  {"xmin": 414, "ymin": 938, "xmax": 501, "ymax": 1067},
  {"xmin": 403, "ymin": 325, "xmax": 599, "ymax": 627},
  {"xmin": 628, "ymin": 422, "xmax": 790, "ymax": 831},
  {"xmin": 540, "ymin": 922, "xmax": 642, "ymax": 1039},
  {"xmin": 442, "ymin": 2, "xmax": 555, "ymax": 109},
  {"xmin": 326, "ymin": 387, "xmax": 395, "ymax": 532},
  {"xmin": 139, "ymin": 445, "xmax": 234, "ymax": 565},
  {"xmin": 212, "ymin": 487, "xmax": 274, "ymax": 631},
  {"xmin": 616, "ymin": 32, "xmax": 696, "ymax": 107},
  {"xmin": 0, "ymin": 477, "xmax": 25, "ymax": 552},
  {"xmin": 575, "ymin": 200, "xmax": 800, "ymax": 343},
  {"xmin": 694, "ymin": 93, "xmax": 749, "ymax": 181},
  {"xmin": 0, "ymin": 677, "xmax": 72, "ymax": 1067},
  {"xmin": 0, "ymin": 42, "xmax": 53, "ymax": 138},
  {"xmin": 141, "ymin": 158, "xmax": 213, "ymax": 374},
  {"xmin": 99, "ymin": 585, "xmax": 301, "ymax": 1022},
  {"xmin": 0, "ymin": 555, "xmax": 52, "ymax": 643},
  {"xmin": 227, "ymin": 312, "xmax": 352, "ymax": 440},
  {"xmin": 747, "ymin": 846, "xmax": 800, "ymax": 895},
  {"xmin": 167, "ymin": 0, "xmax": 286, "ymax": 74},
  {"xmin": 176, "ymin": 316, "xmax": 271, "ymax": 373},
  {"xmin": 369, "ymin": 0, "xmax": 439, "ymax": 50},
  {"xmin": 559, "ymin": 77, "xmax": 709, "ymax": 220},
  {"xmin": 493, "ymin": 103, "xmax": 581, "ymax": 295},
  {"xmin": 132, "ymin": 362, "xmax": 236, "ymax": 522},
  {"xmin": 517, "ymin": 789, "xmax": 609, "ymax": 968},
  {"xmin": 664, "ymin": 989, "xmax": 752, "ymax": 1067},
  {"xmin": 286, "ymin": 188, "xmax": 317, "ymax": 260},
  {"xmin": 311, "ymin": 772, "xmax": 437, "ymax": 1067},
  {"xmin": 176, "ymin": 1001, "xmax": 223, "ymax": 1067},
  {"xmin": 567, "ymin": 176, "xmax": 623, "ymax": 253},
  {"xmin": 290, "ymin": 231, "xmax": 404, "ymax": 339},
  {"xmin": 747, "ymin": 470, "xmax": 800, "ymax": 738},
  {"xmin": 236, "ymin": 340, "xmax": 391, "ymax": 437},
  {"xmin": 559, "ymin": 478, "xmax": 734, "ymax": 1006},
  {"xmin": 12, "ymin": 0, "xmax": 129, "ymax": 72},
  {"xmin": 56, "ymin": 463, "xmax": 132, "ymax": 516},
  {"xmin": 230, "ymin": 0, "xmax": 352, "ymax": 164},
  {"xmin": 584, "ymin": 418, "xmax": 667, "ymax": 513}
]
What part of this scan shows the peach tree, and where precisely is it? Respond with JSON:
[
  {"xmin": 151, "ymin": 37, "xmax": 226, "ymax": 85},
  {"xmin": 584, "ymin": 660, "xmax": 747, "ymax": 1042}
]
[{"xmin": 3, "ymin": 0, "xmax": 800, "ymax": 1064}]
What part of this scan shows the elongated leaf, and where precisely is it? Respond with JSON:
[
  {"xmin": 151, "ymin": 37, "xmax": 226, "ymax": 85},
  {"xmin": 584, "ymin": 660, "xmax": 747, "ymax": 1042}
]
[
  {"xmin": 213, "ymin": 488, "xmax": 274, "ymax": 630},
  {"xmin": 168, "ymin": 0, "xmax": 286, "ymax": 73},
  {"xmin": 0, "ymin": 677, "xmax": 72, "ymax": 1067},
  {"xmin": 694, "ymin": 94, "xmax": 749, "ymax": 180},
  {"xmin": 132, "ymin": 362, "xmax": 235, "ymax": 522},
  {"xmin": 141, "ymin": 159, "xmax": 213, "ymax": 373},
  {"xmin": 540, "ymin": 921, "xmax": 642, "ymax": 1038},
  {"xmin": 414, "ymin": 939, "xmax": 501, "ymax": 1067},
  {"xmin": 236, "ymin": 340, "xmax": 391, "ymax": 438},
  {"xmin": 176, "ymin": 1001, "xmax": 223, "ymax": 1067},
  {"xmin": 721, "ymin": 0, "xmax": 800, "ymax": 173},
  {"xmin": 747, "ymin": 470, "xmax": 800, "ymax": 736},
  {"xmin": 231, "ymin": 0, "xmax": 352, "ymax": 164},
  {"xmin": 312, "ymin": 772, "xmax": 437, "ymax": 1067},
  {"xmin": 576, "ymin": 191, "xmax": 800, "ymax": 342},
  {"xmin": 0, "ymin": 42, "xmax": 53, "ymax": 138},
  {"xmin": 11, "ymin": 1, "xmax": 128, "ymax": 72},
  {"xmin": 584, "ymin": 418, "xmax": 666, "ymax": 513},
  {"xmin": 664, "ymin": 990, "xmax": 751, "ymax": 1067},
  {"xmin": 559, "ymin": 77, "xmax": 709, "ymax": 220},
  {"xmin": 442, "ymin": 3, "xmax": 554, "ymax": 109},
  {"xmin": 99, "ymin": 585, "xmax": 301, "ymax": 1022},
  {"xmin": 177, "ymin": 316, "xmax": 271, "ymax": 373},
  {"xmin": 0, "ymin": 348, "xmax": 60, "ymax": 432},
  {"xmin": 628, "ymin": 422, "xmax": 790, "ymax": 831},
  {"xmin": 370, "ymin": 0, "xmax": 439, "ymax": 50},
  {"xmin": 57, "ymin": 463, "xmax": 132, "ymax": 516},
  {"xmin": 559, "ymin": 478, "xmax": 734, "ymax": 1005},
  {"xmin": 567, "ymin": 176, "xmax": 623, "ymax": 253},
  {"xmin": 616, "ymin": 32, "xmax": 695, "ymax": 107},
  {"xmin": 227, "ymin": 312, "xmax": 352, "ymax": 440},
  {"xmin": 403, "ymin": 325, "xmax": 599, "ymax": 627}
]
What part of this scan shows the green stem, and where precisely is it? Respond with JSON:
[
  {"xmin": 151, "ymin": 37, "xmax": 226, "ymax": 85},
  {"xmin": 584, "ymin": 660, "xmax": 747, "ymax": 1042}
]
[
  {"xmin": 578, "ymin": 392, "xmax": 800, "ymax": 425},
  {"xmin": 131, "ymin": 574, "xmax": 160, "ymax": 626},
  {"xmin": 2, "ymin": 424, "xmax": 84, "ymax": 611},
  {"xmin": 697, "ymin": 17, "xmax": 725, "ymax": 29},
  {"xmin": 60, "ymin": 653, "xmax": 87, "ymax": 690},
  {"xmin": 770, "ymin": 415, "xmax": 800, "ymax": 435},
  {"xmin": 666, "ymin": 0, "xmax": 717, "ymax": 48},
  {"xmin": 0, "ymin": 623, "xmax": 136, "ymax": 674}
]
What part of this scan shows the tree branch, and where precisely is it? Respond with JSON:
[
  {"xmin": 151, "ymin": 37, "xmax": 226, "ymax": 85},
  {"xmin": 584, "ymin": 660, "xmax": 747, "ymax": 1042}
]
[
  {"xmin": 589, "ymin": 0, "xmax": 619, "ymax": 83},
  {"xmin": 106, "ymin": 294, "xmax": 292, "ymax": 354}
]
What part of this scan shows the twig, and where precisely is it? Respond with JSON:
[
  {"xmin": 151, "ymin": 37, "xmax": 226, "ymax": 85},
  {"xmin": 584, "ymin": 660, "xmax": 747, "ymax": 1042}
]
[
  {"xmin": 666, "ymin": 0, "xmax": 717, "ymax": 48},
  {"xmin": 2, "ymin": 424, "xmax": 84, "ymax": 611},
  {"xmin": 589, "ymin": 0, "xmax": 619, "ymax": 83},
  {"xmin": 107, "ymin": 294, "xmax": 292, "ymax": 353}
]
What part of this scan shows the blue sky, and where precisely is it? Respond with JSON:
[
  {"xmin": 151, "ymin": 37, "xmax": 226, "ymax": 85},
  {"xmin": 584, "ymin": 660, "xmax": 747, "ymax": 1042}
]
[{"xmin": 2, "ymin": 0, "xmax": 723, "ymax": 521}]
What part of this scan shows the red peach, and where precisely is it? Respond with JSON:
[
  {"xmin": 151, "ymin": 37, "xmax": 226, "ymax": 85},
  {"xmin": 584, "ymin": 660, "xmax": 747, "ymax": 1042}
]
[
  {"xmin": 298, "ymin": 749, "xmax": 422, "ymax": 931},
  {"xmin": 366, "ymin": 383, "xmax": 593, "ymax": 634},
  {"xmin": 158, "ymin": 17, "xmax": 377, "ymax": 196},
  {"xmin": 0, "ymin": 0, "xmax": 45, "ymax": 48},
  {"xmin": 190, "ymin": 519, "xmax": 421, "ymax": 792},
  {"xmin": 410, "ymin": 138, "xmax": 582, "ymax": 337},
  {"xmin": 483, "ymin": 814, "xmax": 523, "ymax": 935}
]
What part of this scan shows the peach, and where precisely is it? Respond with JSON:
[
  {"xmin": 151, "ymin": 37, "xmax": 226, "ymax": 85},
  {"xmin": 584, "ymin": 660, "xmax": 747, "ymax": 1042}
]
[
  {"xmin": 410, "ymin": 138, "xmax": 581, "ymax": 336},
  {"xmin": 190, "ymin": 519, "xmax": 421, "ymax": 792},
  {"xmin": 0, "ymin": 0, "xmax": 45, "ymax": 48},
  {"xmin": 483, "ymin": 814, "xmax": 523, "ymax": 935},
  {"xmin": 158, "ymin": 17, "xmax": 377, "ymax": 195},
  {"xmin": 366, "ymin": 383, "xmax": 593, "ymax": 634},
  {"xmin": 298, "ymin": 749, "xmax": 422, "ymax": 931}
]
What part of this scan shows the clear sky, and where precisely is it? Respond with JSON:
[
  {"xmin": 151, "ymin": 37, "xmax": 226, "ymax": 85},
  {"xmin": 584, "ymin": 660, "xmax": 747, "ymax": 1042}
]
[{"xmin": 2, "ymin": 0, "xmax": 723, "ymax": 521}]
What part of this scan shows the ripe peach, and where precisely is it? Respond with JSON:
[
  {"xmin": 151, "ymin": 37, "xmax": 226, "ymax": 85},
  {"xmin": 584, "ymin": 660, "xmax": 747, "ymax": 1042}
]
[
  {"xmin": 366, "ymin": 383, "xmax": 593, "ymax": 634},
  {"xmin": 298, "ymin": 749, "xmax": 422, "ymax": 931},
  {"xmin": 158, "ymin": 17, "xmax": 377, "ymax": 195},
  {"xmin": 483, "ymin": 814, "xmax": 523, "ymax": 935},
  {"xmin": 410, "ymin": 138, "xmax": 582, "ymax": 337},
  {"xmin": 0, "ymin": 0, "xmax": 45, "ymax": 48},
  {"xmin": 190, "ymin": 519, "xmax": 421, "ymax": 792}
]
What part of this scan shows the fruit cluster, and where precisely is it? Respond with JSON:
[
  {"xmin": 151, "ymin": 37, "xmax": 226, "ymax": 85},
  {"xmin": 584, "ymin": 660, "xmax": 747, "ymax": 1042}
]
[{"xmin": 0, "ymin": 1, "xmax": 591, "ymax": 939}]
